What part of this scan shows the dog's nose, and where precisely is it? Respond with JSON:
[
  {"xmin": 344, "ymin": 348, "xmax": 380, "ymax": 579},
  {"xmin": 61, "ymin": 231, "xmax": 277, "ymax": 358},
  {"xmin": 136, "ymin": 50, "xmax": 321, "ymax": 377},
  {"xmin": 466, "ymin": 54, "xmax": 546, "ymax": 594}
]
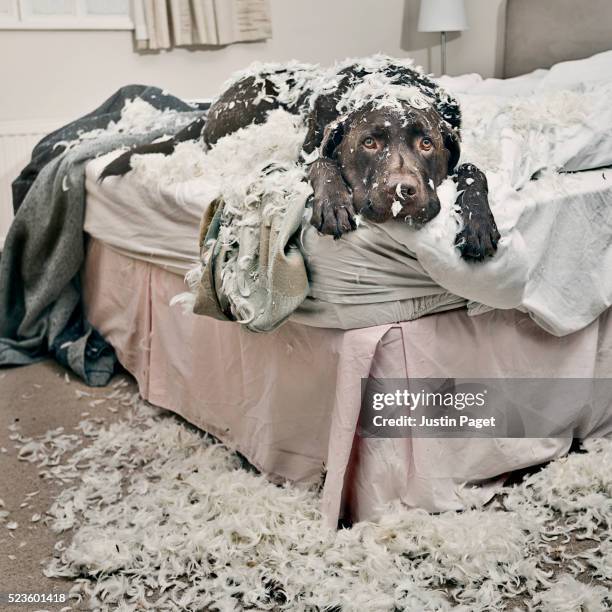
[{"xmin": 388, "ymin": 177, "xmax": 419, "ymax": 201}]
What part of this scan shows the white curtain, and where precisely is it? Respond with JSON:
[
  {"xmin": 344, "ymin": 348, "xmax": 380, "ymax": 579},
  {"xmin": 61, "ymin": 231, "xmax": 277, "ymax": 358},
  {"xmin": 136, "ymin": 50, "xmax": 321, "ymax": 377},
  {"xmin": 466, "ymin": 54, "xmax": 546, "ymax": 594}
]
[{"xmin": 132, "ymin": 0, "xmax": 272, "ymax": 50}]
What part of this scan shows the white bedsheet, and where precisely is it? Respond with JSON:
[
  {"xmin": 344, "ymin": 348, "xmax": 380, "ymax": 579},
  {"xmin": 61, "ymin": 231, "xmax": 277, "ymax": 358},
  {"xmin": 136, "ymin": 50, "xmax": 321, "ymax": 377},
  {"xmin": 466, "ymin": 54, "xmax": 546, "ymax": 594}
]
[
  {"xmin": 400, "ymin": 64, "xmax": 612, "ymax": 336},
  {"xmin": 85, "ymin": 154, "xmax": 208, "ymax": 275},
  {"xmin": 381, "ymin": 169, "xmax": 612, "ymax": 336}
]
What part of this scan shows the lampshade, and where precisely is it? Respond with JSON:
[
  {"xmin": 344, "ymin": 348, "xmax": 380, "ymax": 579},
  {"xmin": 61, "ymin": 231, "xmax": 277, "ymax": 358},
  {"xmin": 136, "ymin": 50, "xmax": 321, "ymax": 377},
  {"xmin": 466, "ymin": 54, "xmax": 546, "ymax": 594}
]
[{"xmin": 417, "ymin": 0, "xmax": 468, "ymax": 32}]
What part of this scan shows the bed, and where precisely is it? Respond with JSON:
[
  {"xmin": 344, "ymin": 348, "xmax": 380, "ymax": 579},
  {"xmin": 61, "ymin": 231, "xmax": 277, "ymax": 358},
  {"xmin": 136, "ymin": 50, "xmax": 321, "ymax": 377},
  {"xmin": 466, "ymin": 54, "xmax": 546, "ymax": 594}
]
[{"xmin": 81, "ymin": 0, "xmax": 612, "ymax": 526}]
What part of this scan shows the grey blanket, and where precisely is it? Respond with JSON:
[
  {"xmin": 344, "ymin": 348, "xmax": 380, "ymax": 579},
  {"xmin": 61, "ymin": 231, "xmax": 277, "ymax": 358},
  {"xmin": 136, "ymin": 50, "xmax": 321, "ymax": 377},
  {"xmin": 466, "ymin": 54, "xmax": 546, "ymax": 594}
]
[{"xmin": 0, "ymin": 86, "xmax": 202, "ymax": 385}]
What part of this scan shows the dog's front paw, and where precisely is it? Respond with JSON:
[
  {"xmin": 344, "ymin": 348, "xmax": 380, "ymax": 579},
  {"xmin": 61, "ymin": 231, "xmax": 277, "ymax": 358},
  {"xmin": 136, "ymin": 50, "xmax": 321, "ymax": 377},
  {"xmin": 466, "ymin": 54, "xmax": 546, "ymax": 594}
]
[
  {"xmin": 309, "ymin": 185, "xmax": 357, "ymax": 239},
  {"xmin": 455, "ymin": 211, "xmax": 501, "ymax": 261}
]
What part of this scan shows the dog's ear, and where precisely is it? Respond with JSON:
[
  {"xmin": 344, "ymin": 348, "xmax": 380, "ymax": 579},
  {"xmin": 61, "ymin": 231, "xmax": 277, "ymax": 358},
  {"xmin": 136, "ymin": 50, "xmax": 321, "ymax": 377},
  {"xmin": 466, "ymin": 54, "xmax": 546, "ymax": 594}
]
[
  {"xmin": 302, "ymin": 91, "xmax": 344, "ymax": 155},
  {"xmin": 319, "ymin": 117, "xmax": 346, "ymax": 159},
  {"xmin": 441, "ymin": 122, "xmax": 461, "ymax": 174}
]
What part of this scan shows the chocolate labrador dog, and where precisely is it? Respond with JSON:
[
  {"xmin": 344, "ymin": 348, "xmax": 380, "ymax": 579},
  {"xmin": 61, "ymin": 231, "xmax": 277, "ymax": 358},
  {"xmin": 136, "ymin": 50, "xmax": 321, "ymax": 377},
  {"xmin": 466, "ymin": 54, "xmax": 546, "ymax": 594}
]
[{"xmin": 102, "ymin": 58, "xmax": 499, "ymax": 260}]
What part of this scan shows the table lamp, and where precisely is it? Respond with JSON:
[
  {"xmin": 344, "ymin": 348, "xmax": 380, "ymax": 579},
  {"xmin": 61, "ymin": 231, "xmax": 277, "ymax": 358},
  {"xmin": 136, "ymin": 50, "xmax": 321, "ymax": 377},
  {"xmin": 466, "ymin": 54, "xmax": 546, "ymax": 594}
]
[{"xmin": 417, "ymin": 0, "xmax": 468, "ymax": 75}]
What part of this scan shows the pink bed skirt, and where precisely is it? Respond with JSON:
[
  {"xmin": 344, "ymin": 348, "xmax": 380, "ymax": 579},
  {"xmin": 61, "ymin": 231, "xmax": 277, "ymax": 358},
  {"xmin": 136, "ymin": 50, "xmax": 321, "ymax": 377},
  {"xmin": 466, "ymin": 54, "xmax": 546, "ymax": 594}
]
[{"xmin": 83, "ymin": 238, "xmax": 612, "ymax": 526}]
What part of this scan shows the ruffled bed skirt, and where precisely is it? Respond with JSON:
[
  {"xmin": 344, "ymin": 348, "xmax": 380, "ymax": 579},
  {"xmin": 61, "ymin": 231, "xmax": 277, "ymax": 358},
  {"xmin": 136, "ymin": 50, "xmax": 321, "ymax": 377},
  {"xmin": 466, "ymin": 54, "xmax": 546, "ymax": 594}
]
[{"xmin": 83, "ymin": 238, "xmax": 612, "ymax": 526}]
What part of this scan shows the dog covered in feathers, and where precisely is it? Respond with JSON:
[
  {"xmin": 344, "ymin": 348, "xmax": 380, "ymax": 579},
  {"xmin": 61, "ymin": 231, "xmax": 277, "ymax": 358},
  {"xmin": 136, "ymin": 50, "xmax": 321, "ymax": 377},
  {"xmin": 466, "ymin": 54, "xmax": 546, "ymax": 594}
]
[{"xmin": 102, "ymin": 56, "xmax": 500, "ymax": 261}]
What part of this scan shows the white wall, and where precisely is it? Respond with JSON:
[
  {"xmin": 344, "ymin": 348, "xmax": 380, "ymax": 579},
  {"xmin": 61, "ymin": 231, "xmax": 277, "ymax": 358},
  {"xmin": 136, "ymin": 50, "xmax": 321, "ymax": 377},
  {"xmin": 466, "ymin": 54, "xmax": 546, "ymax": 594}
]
[{"xmin": 0, "ymin": 0, "xmax": 506, "ymax": 122}]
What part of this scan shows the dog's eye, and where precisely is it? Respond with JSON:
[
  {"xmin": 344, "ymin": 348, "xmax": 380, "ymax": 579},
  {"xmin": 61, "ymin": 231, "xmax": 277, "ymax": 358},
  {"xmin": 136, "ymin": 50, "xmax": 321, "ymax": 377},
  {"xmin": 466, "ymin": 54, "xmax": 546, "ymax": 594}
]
[
  {"xmin": 420, "ymin": 137, "xmax": 433, "ymax": 151},
  {"xmin": 362, "ymin": 136, "xmax": 377, "ymax": 149}
]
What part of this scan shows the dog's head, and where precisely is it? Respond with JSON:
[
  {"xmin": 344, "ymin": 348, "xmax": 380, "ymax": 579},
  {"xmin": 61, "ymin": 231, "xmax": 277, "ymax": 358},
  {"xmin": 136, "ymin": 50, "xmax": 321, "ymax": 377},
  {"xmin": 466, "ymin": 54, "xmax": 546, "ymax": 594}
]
[{"xmin": 321, "ymin": 103, "xmax": 460, "ymax": 226}]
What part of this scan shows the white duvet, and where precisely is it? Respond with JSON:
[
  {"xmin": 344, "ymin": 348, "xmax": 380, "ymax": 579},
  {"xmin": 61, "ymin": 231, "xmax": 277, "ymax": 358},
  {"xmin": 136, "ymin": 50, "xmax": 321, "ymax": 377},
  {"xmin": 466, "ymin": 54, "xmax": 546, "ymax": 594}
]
[{"xmin": 378, "ymin": 52, "xmax": 612, "ymax": 336}]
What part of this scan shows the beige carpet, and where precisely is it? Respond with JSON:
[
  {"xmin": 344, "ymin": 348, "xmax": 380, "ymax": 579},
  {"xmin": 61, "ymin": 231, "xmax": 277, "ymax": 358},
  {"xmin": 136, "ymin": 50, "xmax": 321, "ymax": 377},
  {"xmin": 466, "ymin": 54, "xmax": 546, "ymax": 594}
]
[
  {"xmin": 0, "ymin": 361, "xmax": 135, "ymax": 611},
  {"xmin": 1, "ymin": 361, "xmax": 610, "ymax": 611}
]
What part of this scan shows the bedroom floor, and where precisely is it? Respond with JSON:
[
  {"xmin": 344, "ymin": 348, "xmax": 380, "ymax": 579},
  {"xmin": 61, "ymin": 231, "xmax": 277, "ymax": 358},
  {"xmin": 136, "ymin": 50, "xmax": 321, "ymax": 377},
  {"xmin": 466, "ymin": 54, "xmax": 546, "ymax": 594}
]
[
  {"xmin": 1, "ymin": 361, "xmax": 609, "ymax": 611},
  {"xmin": 0, "ymin": 361, "xmax": 133, "ymax": 610}
]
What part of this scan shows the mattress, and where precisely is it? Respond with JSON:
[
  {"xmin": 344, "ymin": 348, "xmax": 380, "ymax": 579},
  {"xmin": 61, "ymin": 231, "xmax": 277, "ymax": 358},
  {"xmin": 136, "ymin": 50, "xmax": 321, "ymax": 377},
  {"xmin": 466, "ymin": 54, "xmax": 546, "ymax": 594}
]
[
  {"xmin": 84, "ymin": 153, "xmax": 210, "ymax": 276},
  {"xmin": 84, "ymin": 157, "xmax": 611, "ymax": 331}
]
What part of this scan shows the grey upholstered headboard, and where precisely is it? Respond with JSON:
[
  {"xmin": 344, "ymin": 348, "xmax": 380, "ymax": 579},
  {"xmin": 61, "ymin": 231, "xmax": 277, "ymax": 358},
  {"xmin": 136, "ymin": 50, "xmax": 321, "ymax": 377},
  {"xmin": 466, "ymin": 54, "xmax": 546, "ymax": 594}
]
[{"xmin": 504, "ymin": 0, "xmax": 612, "ymax": 78}]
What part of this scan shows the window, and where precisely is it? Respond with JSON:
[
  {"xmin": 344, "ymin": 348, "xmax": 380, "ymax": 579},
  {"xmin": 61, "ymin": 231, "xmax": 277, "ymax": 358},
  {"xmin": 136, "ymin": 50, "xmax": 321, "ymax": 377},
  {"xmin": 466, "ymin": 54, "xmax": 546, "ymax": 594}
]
[{"xmin": 0, "ymin": 0, "xmax": 133, "ymax": 30}]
